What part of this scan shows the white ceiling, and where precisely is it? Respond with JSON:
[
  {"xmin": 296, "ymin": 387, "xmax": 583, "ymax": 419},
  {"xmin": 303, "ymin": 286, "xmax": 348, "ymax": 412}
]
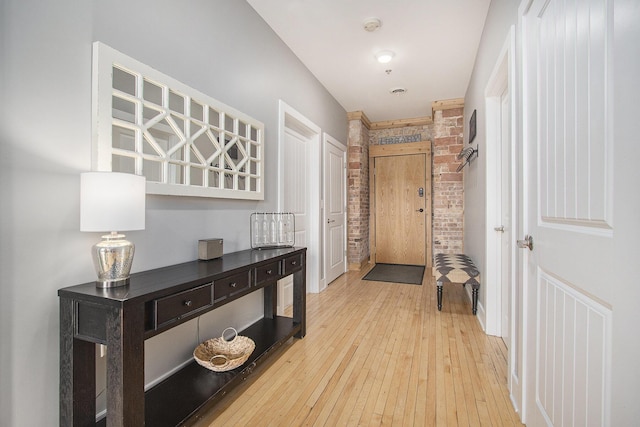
[{"xmin": 247, "ymin": 0, "xmax": 491, "ymax": 123}]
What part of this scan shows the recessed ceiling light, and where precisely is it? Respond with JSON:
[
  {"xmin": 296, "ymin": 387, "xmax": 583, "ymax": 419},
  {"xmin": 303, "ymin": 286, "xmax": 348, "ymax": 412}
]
[
  {"xmin": 376, "ymin": 50, "xmax": 395, "ymax": 64},
  {"xmin": 363, "ymin": 18, "xmax": 382, "ymax": 32}
]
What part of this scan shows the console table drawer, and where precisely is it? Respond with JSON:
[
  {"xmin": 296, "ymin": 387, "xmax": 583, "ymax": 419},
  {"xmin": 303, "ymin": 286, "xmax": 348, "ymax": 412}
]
[
  {"xmin": 283, "ymin": 253, "xmax": 303, "ymax": 275},
  {"xmin": 254, "ymin": 261, "xmax": 281, "ymax": 286},
  {"xmin": 214, "ymin": 271, "xmax": 250, "ymax": 302},
  {"xmin": 155, "ymin": 284, "xmax": 212, "ymax": 327}
]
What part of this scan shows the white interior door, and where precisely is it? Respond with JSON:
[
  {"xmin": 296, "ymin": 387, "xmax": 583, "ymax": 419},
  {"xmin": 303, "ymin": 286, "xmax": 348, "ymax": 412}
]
[
  {"xmin": 521, "ymin": 0, "xmax": 613, "ymax": 425},
  {"xmin": 283, "ymin": 127, "xmax": 309, "ymax": 249},
  {"xmin": 323, "ymin": 134, "xmax": 346, "ymax": 285}
]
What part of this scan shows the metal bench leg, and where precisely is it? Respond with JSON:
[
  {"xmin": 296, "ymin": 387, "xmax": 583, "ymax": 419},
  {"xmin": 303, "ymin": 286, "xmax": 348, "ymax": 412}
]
[
  {"xmin": 472, "ymin": 286, "xmax": 479, "ymax": 315},
  {"xmin": 437, "ymin": 282, "xmax": 443, "ymax": 311}
]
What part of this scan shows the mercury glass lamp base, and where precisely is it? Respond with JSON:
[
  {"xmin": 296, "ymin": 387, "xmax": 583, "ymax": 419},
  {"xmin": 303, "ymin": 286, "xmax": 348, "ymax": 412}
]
[{"xmin": 92, "ymin": 232, "xmax": 135, "ymax": 288}]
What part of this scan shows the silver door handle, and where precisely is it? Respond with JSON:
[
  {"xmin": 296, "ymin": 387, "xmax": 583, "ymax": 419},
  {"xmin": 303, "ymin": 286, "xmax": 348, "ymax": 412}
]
[
  {"xmin": 494, "ymin": 226, "xmax": 505, "ymax": 232},
  {"xmin": 517, "ymin": 235, "xmax": 533, "ymax": 251}
]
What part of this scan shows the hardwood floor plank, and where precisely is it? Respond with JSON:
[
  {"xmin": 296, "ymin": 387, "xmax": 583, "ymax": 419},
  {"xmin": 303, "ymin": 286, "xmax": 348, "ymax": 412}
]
[
  {"xmin": 391, "ymin": 289, "xmax": 423, "ymax": 426},
  {"xmin": 194, "ymin": 269, "xmax": 523, "ymax": 427},
  {"xmin": 345, "ymin": 299, "xmax": 392, "ymax": 425},
  {"xmin": 356, "ymin": 284, "xmax": 406, "ymax": 426},
  {"xmin": 452, "ymin": 305, "xmax": 482, "ymax": 427}
]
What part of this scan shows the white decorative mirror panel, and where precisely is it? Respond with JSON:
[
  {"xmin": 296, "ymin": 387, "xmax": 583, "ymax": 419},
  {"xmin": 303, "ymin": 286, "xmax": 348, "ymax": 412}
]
[{"xmin": 92, "ymin": 42, "xmax": 264, "ymax": 200}]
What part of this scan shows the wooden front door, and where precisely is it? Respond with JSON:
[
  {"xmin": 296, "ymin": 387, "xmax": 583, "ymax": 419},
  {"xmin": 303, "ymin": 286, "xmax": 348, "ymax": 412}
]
[{"xmin": 374, "ymin": 153, "xmax": 427, "ymax": 265}]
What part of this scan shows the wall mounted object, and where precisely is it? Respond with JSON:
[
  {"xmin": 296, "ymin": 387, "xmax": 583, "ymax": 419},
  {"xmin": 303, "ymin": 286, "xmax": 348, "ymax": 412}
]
[
  {"xmin": 456, "ymin": 145, "xmax": 479, "ymax": 172},
  {"xmin": 92, "ymin": 42, "xmax": 264, "ymax": 200},
  {"xmin": 469, "ymin": 109, "xmax": 477, "ymax": 144}
]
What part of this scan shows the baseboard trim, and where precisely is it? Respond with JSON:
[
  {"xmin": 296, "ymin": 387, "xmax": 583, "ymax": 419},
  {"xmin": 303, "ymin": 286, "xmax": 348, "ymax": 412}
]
[{"xmin": 349, "ymin": 258, "xmax": 370, "ymax": 271}]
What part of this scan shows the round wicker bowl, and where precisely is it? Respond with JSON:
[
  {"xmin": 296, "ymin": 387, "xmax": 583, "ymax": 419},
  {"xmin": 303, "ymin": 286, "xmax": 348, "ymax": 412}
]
[{"xmin": 194, "ymin": 327, "xmax": 255, "ymax": 372}]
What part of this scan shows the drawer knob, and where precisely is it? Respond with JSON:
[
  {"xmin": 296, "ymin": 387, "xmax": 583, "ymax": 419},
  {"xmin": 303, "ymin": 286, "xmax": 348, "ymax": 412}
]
[
  {"xmin": 266, "ymin": 269, "xmax": 272, "ymax": 275},
  {"xmin": 184, "ymin": 300, "xmax": 192, "ymax": 307},
  {"xmin": 229, "ymin": 282, "xmax": 237, "ymax": 288},
  {"xmin": 291, "ymin": 260, "xmax": 297, "ymax": 265}
]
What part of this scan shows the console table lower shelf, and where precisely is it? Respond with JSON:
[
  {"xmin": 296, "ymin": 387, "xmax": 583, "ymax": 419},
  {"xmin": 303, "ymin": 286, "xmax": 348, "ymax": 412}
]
[{"xmin": 97, "ymin": 316, "xmax": 299, "ymax": 427}]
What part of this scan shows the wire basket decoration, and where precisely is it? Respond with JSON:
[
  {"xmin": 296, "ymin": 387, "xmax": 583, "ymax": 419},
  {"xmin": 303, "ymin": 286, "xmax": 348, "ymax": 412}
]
[
  {"xmin": 193, "ymin": 327, "xmax": 255, "ymax": 372},
  {"xmin": 250, "ymin": 212, "xmax": 295, "ymax": 249}
]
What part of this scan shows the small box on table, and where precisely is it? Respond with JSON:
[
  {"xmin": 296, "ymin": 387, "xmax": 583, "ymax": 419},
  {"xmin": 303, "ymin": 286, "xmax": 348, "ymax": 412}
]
[{"xmin": 198, "ymin": 238, "xmax": 223, "ymax": 260}]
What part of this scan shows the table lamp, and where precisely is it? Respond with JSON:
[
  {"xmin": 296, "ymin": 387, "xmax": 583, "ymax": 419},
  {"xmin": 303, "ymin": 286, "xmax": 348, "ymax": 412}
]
[{"xmin": 80, "ymin": 172, "xmax": 146, "ymax": 288}]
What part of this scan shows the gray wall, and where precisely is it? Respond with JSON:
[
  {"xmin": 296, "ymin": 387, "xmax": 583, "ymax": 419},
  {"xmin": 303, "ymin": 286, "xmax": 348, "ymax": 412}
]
[{"xmin": 0, "ymin": 0, "xmax": 346, "ymax": 424}]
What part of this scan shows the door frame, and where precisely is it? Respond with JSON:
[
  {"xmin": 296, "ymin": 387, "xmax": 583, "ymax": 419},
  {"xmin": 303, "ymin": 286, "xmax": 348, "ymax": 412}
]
[
  {"xmin": 484, "ymin": 25, "xmax": 521, "ymax": 412},
  {"xmin": 277, "ymin": 100, "xmax": 322, "ymax": 293},
  {"xmin": 484, "ymin": 27, "xmax": 516, "ymax": 335},
  {"xmin": 323, "ymin": 132, "xmax": 347, "ymax": 286},
  {"xmin": 369, "ymin": 140, "xmax": 432, "ymax": 267}
]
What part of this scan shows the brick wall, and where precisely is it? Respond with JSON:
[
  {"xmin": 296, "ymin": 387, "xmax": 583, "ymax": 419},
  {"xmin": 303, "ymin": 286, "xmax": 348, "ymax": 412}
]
[
  {"xmin": 347, "ymin": 115, "xmax": 370, "ymax": 269},
  {"xmin": 432, "ymin": 106, "xmax": 465, "ymax": 255}
]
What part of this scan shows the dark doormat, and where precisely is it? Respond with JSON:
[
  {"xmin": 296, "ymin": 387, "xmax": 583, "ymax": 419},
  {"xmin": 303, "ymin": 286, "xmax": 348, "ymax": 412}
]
[{"xmin": 362, "ymin": 263, "xmax": 425, "ymax": 285}]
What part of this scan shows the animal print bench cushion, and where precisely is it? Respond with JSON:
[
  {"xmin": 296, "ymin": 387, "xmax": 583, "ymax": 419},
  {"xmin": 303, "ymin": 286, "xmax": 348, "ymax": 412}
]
[{"xmin": 433, "ymin": 253, "xmax": 480, "ymax": 285}]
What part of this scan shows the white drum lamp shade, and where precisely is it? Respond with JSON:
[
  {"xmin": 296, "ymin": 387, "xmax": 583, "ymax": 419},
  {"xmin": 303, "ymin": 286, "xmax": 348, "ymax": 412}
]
[{"xmin": 80, "ymin": 172, "xmax": 146, "ymax": 287}]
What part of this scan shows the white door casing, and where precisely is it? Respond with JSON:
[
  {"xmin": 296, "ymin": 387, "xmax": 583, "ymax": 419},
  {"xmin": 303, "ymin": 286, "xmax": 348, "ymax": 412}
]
[
  {"xmin": 500, "ymin": 89, "xmax": 512, "ymax": 343},
  {"xmin": 520, "ymin": 0, "xmax": 613, "ymax": 425},
  {"xmin": 278, "ymin": 100, "xmax": 322, "ymax": 294},
  {"xmin": 484, "ymin": 26, "xmax": 521, "ymax": 413},
  {"xmin": 323, "ymin": 133, "xmax": 347, "ymax": 286},
  {"xmin": 276, "ymin": 127, "xmax": 307, "ymax": 315}
]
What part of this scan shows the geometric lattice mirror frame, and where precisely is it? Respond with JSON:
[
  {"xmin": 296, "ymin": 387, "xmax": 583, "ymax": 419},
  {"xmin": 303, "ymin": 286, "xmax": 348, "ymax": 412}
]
[{"xmin": 92, "ymin": 42, "xmax": 264, "ymax": 200}]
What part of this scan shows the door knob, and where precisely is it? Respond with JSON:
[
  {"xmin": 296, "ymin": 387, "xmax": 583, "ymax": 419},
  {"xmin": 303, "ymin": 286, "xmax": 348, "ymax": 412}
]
[
  {"xmin": 517, "ymin": 235, "xmax": 533, "ymax": 251},
  {"xmin": 327, "ymin": 219, "xmax": 335, "ymax": 224},
  {"xmin": 494, "ymin": 226, "xmax": 505, "ymax": 232},
  {"xmin": 416, "ymin": 208, "xmax": 424, "ymax": 212}
]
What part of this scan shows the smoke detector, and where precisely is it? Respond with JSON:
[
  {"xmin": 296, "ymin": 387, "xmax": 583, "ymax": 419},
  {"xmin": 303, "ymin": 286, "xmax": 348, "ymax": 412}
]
[
  {"xmin": 363, "ymin": 18, "xmax": 382, "ymax": 32},
  {"xmin": 390, "ymin": 87, "xmax": 407, "ymax": 95}
]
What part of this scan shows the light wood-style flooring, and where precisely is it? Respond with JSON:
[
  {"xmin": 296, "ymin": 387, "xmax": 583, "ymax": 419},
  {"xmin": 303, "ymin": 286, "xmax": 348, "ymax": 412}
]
[{"xmin": 195, "ymin": 267, "xmax": 524, "ymax": 426}]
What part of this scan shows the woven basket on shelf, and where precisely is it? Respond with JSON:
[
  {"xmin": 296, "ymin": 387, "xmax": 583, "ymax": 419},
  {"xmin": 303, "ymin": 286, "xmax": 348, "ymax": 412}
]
[{"xmin": 193, "ymin": 327, "xmax": 255, "ymax": 372}]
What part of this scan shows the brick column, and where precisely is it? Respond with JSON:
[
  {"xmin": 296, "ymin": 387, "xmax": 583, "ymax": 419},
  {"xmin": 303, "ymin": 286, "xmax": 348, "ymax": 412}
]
[
  {"xmin": 346, "ymin": 112, "xmax": 370, "ymax": 269},
  {"xmin": 432, "ymin": 104, "xmax": 465, "ymax": 256}
]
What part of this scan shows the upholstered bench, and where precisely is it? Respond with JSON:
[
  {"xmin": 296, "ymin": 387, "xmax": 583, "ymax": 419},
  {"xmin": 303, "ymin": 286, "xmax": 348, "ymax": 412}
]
[{"xmin": 433, "ymin": 253, "xmax": 480, "ymax": 315}]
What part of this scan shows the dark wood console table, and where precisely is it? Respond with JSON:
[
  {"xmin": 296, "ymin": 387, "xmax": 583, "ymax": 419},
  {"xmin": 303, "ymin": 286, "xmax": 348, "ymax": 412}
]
[{"xmin": 59, "ymin": 247, "xmax": 306, "ymax": 427}]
